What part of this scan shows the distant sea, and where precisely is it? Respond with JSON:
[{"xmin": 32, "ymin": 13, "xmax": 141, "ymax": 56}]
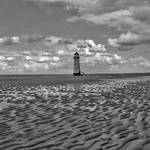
[
  {"xmin": 0, "ymin": 73, "xmax": 150, "ymax": 86},
  {"xmin": 0, "ymin": 72, "xmax": 150, "ymax": 79}
]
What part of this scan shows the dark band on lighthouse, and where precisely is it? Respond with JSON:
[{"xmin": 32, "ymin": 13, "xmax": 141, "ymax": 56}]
[{"xmin": 73, "ymin": 52, "xmax": 81, "ymax": 75}]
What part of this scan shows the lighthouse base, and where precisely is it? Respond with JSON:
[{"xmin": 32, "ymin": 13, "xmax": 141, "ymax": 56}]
[{"xmin": 73, "ymin": 73, "xmax": 81, "ymax": 76}]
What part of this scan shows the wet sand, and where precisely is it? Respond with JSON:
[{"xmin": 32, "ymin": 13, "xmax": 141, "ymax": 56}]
[{"xmin": 0, "ymin": 76, "xmax": 150, "ymax": 150}]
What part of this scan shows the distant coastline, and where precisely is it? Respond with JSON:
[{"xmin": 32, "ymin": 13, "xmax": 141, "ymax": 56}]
[
  {"xmin": 0, "ymin": 72, "xmax": 150, "ymax": 77},
  {"xmin": 0, "ymin": 72, "xmax": 150, "ymax": 80}
]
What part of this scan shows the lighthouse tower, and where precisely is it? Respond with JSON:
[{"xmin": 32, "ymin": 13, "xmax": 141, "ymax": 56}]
[{"xmin": 73, "ymin": 52, "xmax": 81, "ymax": 75}]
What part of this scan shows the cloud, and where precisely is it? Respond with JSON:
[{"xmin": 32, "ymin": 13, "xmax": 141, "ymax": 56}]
[
  {"xmin": 24, "ymin": 54, "xmax": 60, "ymax": 64},
  {"xmin": 82, "ymin": 52, "xmax": 123, "ymax": 66},
  {"xmin": 67, "ymin": 9, "xmax": 131, "ymax": 25},
  {"xmin": 25, "ymin": 56, "xmax": 33, "ymax": 61},
  {"xmin": 108, "ymin": 56, "xmax": 150, "ymax": 72},
  {"xmin": 23, "ymin": 0, "xmax": 150, "ymax": 13},
  {"xmin": 74, "ymin": 39, "xmax": 106, "ymax": 54},
  {"xmin": 119, "ymin": 56, "xmax": 150, "ymax": 68},
  {"xmin": 1, "ymin": 0, "xmax": 149, "ymax": 73},
  {"xmin": 0, "ymin": 33, "xmax": 126, "ymax": 72},
  {"xmin": 45, "ymin": 36, "xmax": 62, "ymax": 44},
  {"xmin": 0, "ymin": 35, "xmax": 107, "ymax": 57},
  {"xmin": 108, "ymin": 31, "xmax": 150, "ymax": 49},
  {"xmin": 24, "ymin": 35, "xmax": 45, "ymax": 43},
  {"xmin": 37, "ymin": 56, "xmax": 50, "ymax": 63},
  {"xmin": 66, "ymin": 1, "xmax": 150, "ymax": 35},
  {"xmin": 51, "ymin": 56, "xmax": 60, "ymax": 62},
  {"xmin": 0, "ymin": 36, "xmax": 21, "ymax": 46},
  {"xmin": 5, "ymin": 57, "xmax": 15, "ymax": 62},
  {"xmin": 57, "ymin": 50, "xmax": 64, "ymax": 55},
  {"xmin": 23, "ymin": 0, "xmax": 101, "ymax": 14},
  {"xmin": 0, "ymin": 56, "xmax": 5, "ymax": 61},
  {"xmin": 0, "ymin": 54, "xmax": 62, "ymax": 72},
  {"xmin": 23, "ymin": 62, "xmax": 49, "ymax": 71},
  {"xmin": 0, "ymin": 35, "xmax": 73, "ymax": 47},
  {"xmin": 21, "ymin": 0, "xmax": 150, "ymax": 35},
  {"xmin": 94, "ymin": 53, "xmax": 122, "ymax": 65},
  {"xmin": 21, "ymin": 0, "xmax": 150, "ymax": 49},
  {"xmin": 68, "ymin": 6, "xmax": 150, "ymax": 33},
  {"xmin": 82, "ymin": 50, "xmax": 150, "ymax": 71},
  {"xmin": 0, "ymin": 36, "xmax": 35, "ymax": 46},
  {"xmin": 131, "ymin": 6, "xmax": 150, "ymax": 22},
  {"xmin": 2, "ymin": 34, "xmax": 149, "ymax": 73}
]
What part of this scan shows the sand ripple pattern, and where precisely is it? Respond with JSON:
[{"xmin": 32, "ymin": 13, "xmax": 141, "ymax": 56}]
[{"xmin": 0, "ymin": 79, "xmax": 150, "ymax": 149}]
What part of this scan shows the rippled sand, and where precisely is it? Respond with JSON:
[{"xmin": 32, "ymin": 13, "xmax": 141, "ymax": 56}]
[{"xmin": 0, "ymin": 77, "xmax": 150, "ymax": 150}]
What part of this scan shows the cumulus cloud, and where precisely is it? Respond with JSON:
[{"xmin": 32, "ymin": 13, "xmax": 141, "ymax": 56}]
[
  {"xmin": 1, "ymin": 33, "xmax": 148, "ymax": 72},
  {"xmin": 2, "ymin": 0, "xmax": 149, "ymax": 73},
  {"xmin": 45, "ymin": 36, "xmax": 62, "ymax": 44},
  {"xmin": 0, "ymin": 36, "xmax": 21, "ymax": 46},
  {"xmin": 107, "ymin": 56, "xmax": 150, "ymax": 72},
  {"xmin": 51, "ymin": 56, "xmax": 60, "ymax": 62},
  {"xmin": 0, "ymin": 54, "xmax": 62, "ymax": 72},
  {"xmin": 0, "ymin": 35, "xmax": 72, "ymax": 47},
  {"xmin": 37, "ymin": 56, "xmax": 50, "ymax": 63},
  {"xmin": 25, "ymin": 56, "xmax": 33, "ymax": 61},
  {"xmin": 74, "ymin": 39, "xmax": 106, "ymax": 54},
  {"xmin": 0, "ymin": 34, "xmax": 106, "ymax": 56},
  {"xmin": 24, "ymin": 35, "xmax": 45, "ymax": 43},
  {"xmin": 0, "ymin": 33, "xmax": 126, "ymax": 72},
  {"xmin": 94, "ymin": 53, "xmax": 122, "ymax": 65},
  {"xmin": 120, "ymin": 56, "xmax": 150, "ymax": 68},
  {"xmin": 23, "ymin": 62, "xmax": 50, "ymax": 71},
  {"xmin": 0, "ymin": 56, "xmax": 5, "ymax": 61},
  {"xmin": 57, "ymin": 50, "xmax": 64, "ymax": 55},
  {"xmin": 108, "ymin": 31, "xmax": 150, "ymax": 49},
  {"xmin": 5, "ymin": 57, "xmax": 15, "ymax": 62},
  {"xmin": 24, "ymin": 54, "xmax": 60, "ymax": 64},
  {"xmin": 82, "ymin": 52, "xmax": 123, "ymax": 66}
]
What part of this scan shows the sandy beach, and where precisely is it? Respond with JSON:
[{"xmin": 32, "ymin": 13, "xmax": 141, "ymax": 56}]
[{"xmin": 0, "ymin": 76, "xmax": 150, "ymax": 150}]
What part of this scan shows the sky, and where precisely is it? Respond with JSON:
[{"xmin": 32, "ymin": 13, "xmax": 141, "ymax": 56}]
[{"xmin": 0, "ymin": 0, "xmax": 150, "ymax": 74}]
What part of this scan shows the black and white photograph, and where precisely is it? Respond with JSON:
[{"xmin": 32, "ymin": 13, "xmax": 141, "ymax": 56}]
[{"xmin": 0, "ymin": 0, "xmax": 150, "ymax": 150}]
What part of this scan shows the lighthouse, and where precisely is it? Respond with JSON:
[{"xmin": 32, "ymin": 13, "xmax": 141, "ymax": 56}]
[{"xmin": 73, "ymin": 52, "xmax": 81, "ymax": 75}]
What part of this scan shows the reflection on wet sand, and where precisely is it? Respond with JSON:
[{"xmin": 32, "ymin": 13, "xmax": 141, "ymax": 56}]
[
  {"xmin": 66, "ymin": 82, "xmax": 81, "ymax": 94},
  {"xmin": 0, "ymin": 78, "xmax": 150, "ymax": 149}
]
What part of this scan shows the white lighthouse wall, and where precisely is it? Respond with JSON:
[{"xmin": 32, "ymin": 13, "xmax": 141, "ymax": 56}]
[
  {"xmin": 74, "ymin": 59, "xmax": 80, "ymax": 73},
  {"xmin": 73, "ymin": 56, "xmax": 80, "ymax": 75}
]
